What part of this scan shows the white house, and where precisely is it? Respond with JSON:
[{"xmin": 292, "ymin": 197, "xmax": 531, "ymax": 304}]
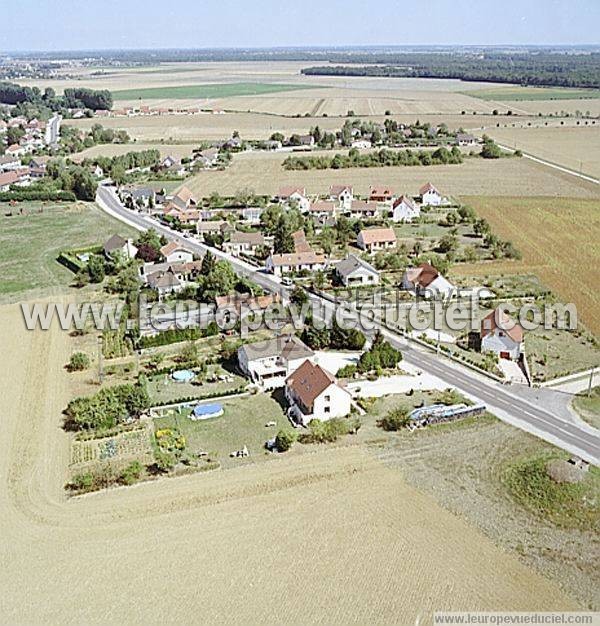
[
  {"xmin": 391, "ymin": 195, "xmax": 420, "ymax": 222},
  {"xmin": 285, "ymin": 360, "xmax": 352, "ymax": 426},
  {"xmin": 237, "ymin": 335, "xmax": 315, "ymax": 390},
  {"xmin": 146, "ymin": 267, "xmax": 184, "ymax": 298},
  {"xmin": 401, "ymin": 263, "xmax": 455, "ymax": 299},
  {"xmin": 481, "ymin": 307, "xmax": 525, "ymax": 360},
  {"xmin": 266, "ymin": 251, "xmax": 326, "ymax": 276},
  {"xmin": 419, "ymin": 182, "xmax": 443, "ymax": 206},
  {"xmin": 335, "ymin": 254, "xmax": 380, "ymax": 287},
  {"xmin": 276, "ymin": 186, "xmax": 310, "ymax": 212},
  {"xmin": 160, "ymin": 241, "xmax": 194, "ymax": 264},
  {"xmin": 103, "ymin": 234, "xmax": 138, "ymax": 260},
  {"xmin": 357, "ymin": 227, "xmax": 397, "ymax": 254},
  {"xmin": 351, "ymin": 139, "xmax": 372, "ymax": 149},
  {"xmin": 329, "ymin": 184, "xmax": 353, "ymax": 210},
  {"xmin": 223, "ymin": 231, "xmax": 265, "ymax": 256}
]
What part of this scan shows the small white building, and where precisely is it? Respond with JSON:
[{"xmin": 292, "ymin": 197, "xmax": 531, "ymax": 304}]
[
  {"xmin": 285, "ymin": 359, "xmax": 352, "ymax": 426},
  {"xmin": 266, "ymin": 251, "xmax": 326, "ymax": 276},
  {"xmin": 223, "ymin": 231, "xmax": 265, "ymax": 256},
  {"xmin": 481, "ymin": 307, "xmax": 525, "ymax": 360},
  {"xmin": 328, "ymin": 185, "xmax": 353, "ymax": 210},
  {"xmin": 391, "ymin": 195, "xmax": 420, "ymax": 222},
  {"xmin": 419, "ymin": 182, "xmax": 443, "ymax": 206},
  {"xmin": 401, "ymin": 263, "xmax": 455, "ymax": 299},
  {"xmin": 276, "ymin": 186, "xmax": 311, "ymax": 212},
  {"xmin": 335, "ymin": 254, "xmax": 380, "ymax": 287},
  {"xmin": 237, "ymin": 335, "xmax": 315, "ymax": 390},
  {"xmin": 103, "ymin": 234, "xmax": 138, "ymax": 260},
  {"xmin": 351, "ymin": 139, "xmax": 372, "ymax": 149},
  {"xmin": 160, "ymin": 241, "xmax": 194, "ymax": 264}
]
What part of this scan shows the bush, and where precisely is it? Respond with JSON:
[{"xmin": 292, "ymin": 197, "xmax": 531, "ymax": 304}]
[
  {"xmin": 67, "ymin": 352, "xmax": 90, "ymax": 372},
  {"xmin": 378, "ymin": 407, "xmax": 411, "ymax": 431},
  {"xmin": 119, "ymin": 461, "xmax": 143, "ymax": 486},
  {"xmin": 274, "ymin": 429, "xmax": 297, "ymax": 452},
  {"xmin": 299, "ymin": 417, "xmax": 360, "ymax": 444}
]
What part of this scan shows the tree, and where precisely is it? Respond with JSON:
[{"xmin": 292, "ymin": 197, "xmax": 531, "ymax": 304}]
[
  {"xmin": 274, "ymin": 430, "xmax": 297, "ymax": 452},
  {"xmin": 179, "ymin": 341, "xmax": 200, "ymax": 368},
  {"xmin": 6, "ymin": 126, "xmax": 25, "ymax": 146},
  {"xmin": 290, "ymin": 286, "xmax": 308, "ymax": 306},
  {"xmin": 201, "ymin": 250, "xmax": 217, "ymax": 274},
  {"xmin": 67, "ymin": 352, "xmax": 90, "ymax": 372},
  {"xmin": 154, "ymin": 450, "xmax": 176, "ymax": 473},
  {"xmin": 270, "ymin": 132, "xmax": 285, "ymax": 143},
  {"xmin": 87, "ymin": 255, "xmax": 105, "ymax": 283},
  {"xmin": 119, "ymin": 461, "xmax": 143, "ymax": 485}
]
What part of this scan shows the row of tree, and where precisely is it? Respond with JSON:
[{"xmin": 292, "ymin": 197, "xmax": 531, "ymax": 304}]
[{"xmin": 0, "ymin": 82, "xmax": 113, "ymax": 110}]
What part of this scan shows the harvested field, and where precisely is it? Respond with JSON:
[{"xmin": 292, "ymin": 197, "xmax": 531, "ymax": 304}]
[
  {"xmin": 0, "ymin": 301, "xmax": 582, "ymax": 622},
  {"xmin": 459, "ymin": 196, "xmax": 600, "ymax": 335},
  {"xmin": 484, "ymin": 126, "xmax": 600, "ymax": 179},
  {"xmin": 71, "ymin": 142, "xmax": 200, "ymax": 160},
  {"xmin": 182, "ymin": 149, "xmax": 600, "ymax": 199},
  {"xmin": 503, "ymin": 99, "xmax": 600, "ymax": 118},
  {"xmin": 464, "ymin": 86, "xmax": 600, "ymax": 102}
]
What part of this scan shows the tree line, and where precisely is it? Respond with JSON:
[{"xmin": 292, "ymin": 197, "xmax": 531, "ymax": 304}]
[{"xmin": 0, "ymin": 82, "xmax": 113, "ymax": 110}]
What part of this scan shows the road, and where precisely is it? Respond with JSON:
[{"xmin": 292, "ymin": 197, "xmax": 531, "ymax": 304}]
[{"xmin": 96, "ymin": 185, "xmax": 600, "ymax": 464}]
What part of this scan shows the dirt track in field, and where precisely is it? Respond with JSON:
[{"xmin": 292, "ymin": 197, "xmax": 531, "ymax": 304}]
[{"xmin": 0, "ymin": 301, "xmax": 579, "ymax": 624}]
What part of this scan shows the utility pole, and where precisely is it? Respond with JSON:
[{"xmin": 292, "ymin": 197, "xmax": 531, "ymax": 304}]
[
  {"xmin": 97, "ymin": 336, "xmax": 104, "ymax": 384},
  {"xmin": 587, "ymin": 367, "xmax": 595, "ymax": 398}
]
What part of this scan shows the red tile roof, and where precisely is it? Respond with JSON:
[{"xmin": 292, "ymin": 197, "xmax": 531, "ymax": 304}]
[{"xmin": 481, "ymin": 307, "xmax": 524, "ymax": 343}]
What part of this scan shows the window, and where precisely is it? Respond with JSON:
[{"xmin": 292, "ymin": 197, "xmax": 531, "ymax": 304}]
[
  {"xmin": 324, "ymin": 407, "xmax": 331, "ymax": 414},
  {"xmin": 324, "ymin": 395, "xmax": 330, "ymax": 401}
]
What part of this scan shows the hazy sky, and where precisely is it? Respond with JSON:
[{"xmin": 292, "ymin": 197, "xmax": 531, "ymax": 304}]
[{"xmin": 1, "ymin": 0, "xmax": 599, "ymax": 51}]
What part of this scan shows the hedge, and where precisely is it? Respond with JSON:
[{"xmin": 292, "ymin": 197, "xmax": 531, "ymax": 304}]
[{"xmin": 0, "ymin": 189, "xmax": 77, "ymax": 202}]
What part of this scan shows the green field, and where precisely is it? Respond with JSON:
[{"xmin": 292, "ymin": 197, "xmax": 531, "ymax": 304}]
[
  {"xmin": 464, "ymin": 86, "xmax": 600, "ymax": 102},
  {"xmin": 153, "ymin": 393, "xmax": 286, "ymax": 468},
  {"xmin": 112, "ymin": 82, "xmax": 318, "ymax": 101},
  {"xmin": 0, "ymin": 202, "xmax": 136, "ymax": 299}
]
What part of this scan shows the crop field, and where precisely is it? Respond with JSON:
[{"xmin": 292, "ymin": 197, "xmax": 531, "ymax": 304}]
[
  {"xmin": 485, "ymin": 126, "xmax": 600, "ymax": 178},
  {"xmin": 70, "ymin": 142, "xmax": 199, "ymax": 161},
  {"xmin": 0, "ymin": 203, "xmax": 136, "ymax": 301},
  {"xmin": 502, "ymin": 99, "xmax": 600, "ymax": 117},
  {"xmin": 111, "ymin": 82, "xmax": 317, "ymax": 101},
  {"xmin": 182, "ymin": 148, "xmax": 600, "ymax": 199},
  {"xmin": 0, "ymin": 300, "xmax": 580, "ymax": 623},
  {"xmin": 459, "ymin": 196, "xmax": 600, "ymax": 335},
  {"xmin": 464, "ymin": 85, "xmax": 600, "ymax": 102}
]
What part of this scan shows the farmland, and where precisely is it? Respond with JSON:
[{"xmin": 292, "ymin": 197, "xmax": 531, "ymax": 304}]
[
  {"xmin": 111, "ymin": 82, "xmax": 318, "ymax": 101},
  {"xmin": 464, "ymin": 85, "xmax": 600, "ymax": 102},
  {"xmin": 0, "ymin": 300, "xmax": 581, "ymax": 622},
  {"xmin": 182, "ymin": 148, "xmax": 600, "ymax": 199},
  {"xmin": 0, "ymin": 203, "xmax": 136, "ymax": 300},
  {"xmin": 458, "ymin": 196, "xmax": 600, "ymax": 335}
]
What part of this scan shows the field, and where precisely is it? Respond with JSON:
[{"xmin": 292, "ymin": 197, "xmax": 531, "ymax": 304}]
[
  {"xmin": 456, "ymin": 196, "xmax": 600, "ymax": 335},
  {"xmin": 71, "ymin": 142, "xmax": 200, "ymax": 160},
  {"xmin": 181, "ymin": 148, "xmax": 600, "ymax": 199},
  {"xmin": 0, "ymin": 203, "xmax": 137, "ymax": 301},
  {"xmin": 464, "ymin": 85, "xmax": 600, "ymax": 102},
  {"xmin": 485, "ymin": 126, "xmax": 600, "ymax": 179},
  {"xmin": 111, "ymin": 82, "xmax": 318, "ymax": 101},
  {"xmin": 572, "ymin": 387, "xmax": 600, "ymax": 430},
  {"xmin": 0, "ymin": 300, "xmax": 582, "ymax": 623}
]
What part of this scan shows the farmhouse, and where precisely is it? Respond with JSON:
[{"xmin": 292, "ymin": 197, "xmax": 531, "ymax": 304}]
[
  {"xmin": 335, "ymin": 254, "xmax": 380, "ymax": 287},
  {"xmin": 369, "ymin": 185, "xmax": 395, "ymax": 203},
  {"xmin": 276, "ymin": 186, "xmax": 310, "ymax": 212},
  {"xmin": 160, "ymin": 241, "xmax": 194, "ymax": 263},
  {"xmin": 328, "ymin": 184, "xmax": 353, "ymax": 209},
  {"xmin": 103, "ymin": 234, "xmax": 138, "ymax": 260},
  {"xmin": 237, "ymin": 335, "xmax": 314, "ymax": 390},
  {"xmin": 357, "ymin": 227, "xmax": 397, "ymax": 254},
  {"xmin": 401, "ymin": 262, "xmax": 456, "ymax": 298},
  {"xmin": 222, "ymin": 231, "xmax": 266, "ymax": 255},
  {"xmin": 285, "ymin": 360, "xmax": 352, "ymax": 426},
  {"xmin": 391, "ymin": 195, "xmax": 420, "ymax": 222},
  {"xmin": 481, "ymin": 307, "xmax": 525, "ymax": 360},
  {"xmin": 266, "ymin": 251, "xmax": 326, "ymax": 276},
  {"xmin": 420, "ymin": 182, "xmax": 443, "ymax": 206}
]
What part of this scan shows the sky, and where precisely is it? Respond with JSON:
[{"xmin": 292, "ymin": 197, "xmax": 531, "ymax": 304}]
[{"xmin": 1, "ymin": 0, "xmax": 599, "ymax": 52}]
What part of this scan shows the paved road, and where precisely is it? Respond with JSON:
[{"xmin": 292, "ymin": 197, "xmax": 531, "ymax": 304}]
[{"xmin": 96, "ymin": 185, "xmax": 600, "ymax": 464}]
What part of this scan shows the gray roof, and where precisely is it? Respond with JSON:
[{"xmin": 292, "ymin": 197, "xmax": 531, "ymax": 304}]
[
  {"xmin": 229, "ymin": 231, "xmax": 264, "ymax": 245},
  {"xmin": 335, "ymin": 254, "xmax": 379, "ymax": 279},
  {"xmin": 238, "ymin": 334, "xmax": 313, "ymax": 364},
  {"xmin": 103, "ymin": 234, "xmax": 127, "ymax": 254}
]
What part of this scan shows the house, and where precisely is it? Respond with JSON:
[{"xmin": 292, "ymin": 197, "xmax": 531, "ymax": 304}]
[
  {"xmin": 103, "ymin": 234, "xmax": 138, "ymax": 260},
  {"xmin": 159, "ymin": 155, "xmax": 180, "ymax": 170},
  {"xmin": 335, "ymin": 254, "xmax": 380, "ymax": 287},
  {"xmin": 160, "ymin": 241, "xmax": 194, "ymax": 264},
  {"xmin": 146, "ymin": 267, "xmax": 184, "ymax": 298},
  {"xmin": 369, "ymin": 185, "xmax": 395, "ymax": 203},
  {"xmin": 276, "ymin": 186, "xmax": 310, "ymax": 212},
  {"xmin": 298, "ymin": 134, "xmax": 315, "ymax": 147},
  {"xmin": 391, "ymin": 195, "xmax": 420, "ymax": 223},
  {"xmin": 237, "ymin": 335, "xmax": 314, "ymax": 390},
  {"xmin": 401, "ymin": 263, "xmax": 455, "ymax": 299},
  {"xmin": 308, "ymin": 200, "xmax": 337, "ymax": 219},
  {"xmin": 241, "ymin": 206, "xmax": 263, "ymax": 225},
  {"xmin": 6, "ymin": 144, "xmax": 25, "ymax": 157},
  {"xmin": 0, "ymin": 170, "xmax": 19, "ymax": 192},
  {"xmin": 420, "ymin": 182, "xmax": 443, "ymax": 206},
  {"xmin": 0, "ymin": 154, "xmax": 22, "ymax": 171},
  {"xmin": 120, "ymin": 185, "xmax": 156, "ymax": 208},
  {"xmin": 346, "ymin": 200, "xmax": 379, "ymax": 219},
  {"xmin": 357, "ymin": 227, "xmax": 397, "ymax": 254},
  {"xmin": 222, "ymin": 231, "xmax": 265, "ymax": 255},
  {"xmin": 329, "ymin": 184, "xmax": 353, "ymax": 209},
  {"xmin": 291, "ymin": 229, "xmax": 312, "ymax": 254},
  {"xmin": 266, "ymin": 251, "xmax": 326, "ymax": 276},
  {"xmin": 285, "ymin": 360, "xmax": 352, "ymax": 426},
  {"xmin": 28, "ymin": 156, "xmax": 50, "ymax": 171},
  {"xmin": 196, "ymin": 220, "xmax": 232, "ymax": 241},
  {"xmin": 351, "ymin": 139, "xmax": 372, "ymax": 149},
  {"xmin": 195, "ymin": 148, "xmax": 219, "ymax": 168},
  {"xmin": 172, "ymin": 186, "xmax": 197, "ymax": 208},
  {"xmin": 215, "ymin": 292, "xmax": 279, "ymax": 316},
  {"xmin": 481, "ymin": 307, "xmax": 525, "ymax": 360},
  {"xmin": 456, "ymin": 133, "xmax": 477, "ymax": 146}
]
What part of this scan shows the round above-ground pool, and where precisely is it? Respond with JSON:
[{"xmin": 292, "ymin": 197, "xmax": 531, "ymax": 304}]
[
  {"xmin": 190, "ymin": 403, "xmax": 224, "ymax": 421},
  {"xmin": 172, "ymin": 369, "xmax": 195, "ymax": 383}
]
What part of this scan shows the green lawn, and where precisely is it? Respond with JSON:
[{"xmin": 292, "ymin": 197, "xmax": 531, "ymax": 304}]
[
  {"xmin": 153, "ymin": 393, "xmax": 286, "ymax": 468},
  {"xmin": 572, "ymin": 386, "xmax": 600, "ymax": 430},
  {"xmin": 112, "ymin": 82, "xmax": 318, "ymax": 101},
  {"xmin": 0, "ymin": 203, "xmax": 137, "ymax": 300},
  {"xmin": 463, "ymin": 86, "xmax": 600, "ymax": 102}
]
